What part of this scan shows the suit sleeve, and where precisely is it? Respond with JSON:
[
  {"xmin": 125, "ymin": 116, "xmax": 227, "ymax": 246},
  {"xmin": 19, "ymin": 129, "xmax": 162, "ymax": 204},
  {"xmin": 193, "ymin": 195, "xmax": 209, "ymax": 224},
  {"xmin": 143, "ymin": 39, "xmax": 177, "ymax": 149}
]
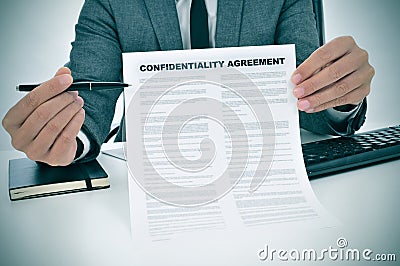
[
  {"xmin": 275, "ymin": 0, "xmax": 366, "ymax": 135},
  {"xmin": 65, "ymin": 0, "xmax": 123, "ymax": 161}
]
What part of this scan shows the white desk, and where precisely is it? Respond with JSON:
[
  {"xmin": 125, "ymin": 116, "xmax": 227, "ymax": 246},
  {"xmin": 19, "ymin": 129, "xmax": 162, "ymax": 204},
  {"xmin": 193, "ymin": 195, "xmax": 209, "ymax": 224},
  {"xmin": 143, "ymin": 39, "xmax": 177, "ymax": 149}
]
[{"xmin": 0, "ymin": 134, "xmax": 399, "ymax": 266}]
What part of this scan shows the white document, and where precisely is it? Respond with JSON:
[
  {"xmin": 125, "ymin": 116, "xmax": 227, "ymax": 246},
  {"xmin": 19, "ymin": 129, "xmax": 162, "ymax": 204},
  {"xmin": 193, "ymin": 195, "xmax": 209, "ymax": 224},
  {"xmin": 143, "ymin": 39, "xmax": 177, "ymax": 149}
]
[{"xmin": 123, "ymin": 45, "xmax": 338, "ymax": 246}]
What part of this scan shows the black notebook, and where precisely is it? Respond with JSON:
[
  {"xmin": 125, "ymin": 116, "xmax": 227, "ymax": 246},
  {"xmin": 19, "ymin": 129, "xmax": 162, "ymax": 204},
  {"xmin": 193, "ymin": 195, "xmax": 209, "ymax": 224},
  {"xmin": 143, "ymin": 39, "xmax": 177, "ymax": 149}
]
[{"xmin": 9, "ymin": 158, "xmax": 109, "ymax": 201}]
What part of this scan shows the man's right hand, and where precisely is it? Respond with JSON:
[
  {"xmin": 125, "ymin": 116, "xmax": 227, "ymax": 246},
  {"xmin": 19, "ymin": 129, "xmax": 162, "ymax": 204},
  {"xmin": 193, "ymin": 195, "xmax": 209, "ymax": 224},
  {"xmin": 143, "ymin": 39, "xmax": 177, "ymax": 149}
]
[{"xmin": 2, "ymin": 67, "xmax": 85, "ymax": 166}]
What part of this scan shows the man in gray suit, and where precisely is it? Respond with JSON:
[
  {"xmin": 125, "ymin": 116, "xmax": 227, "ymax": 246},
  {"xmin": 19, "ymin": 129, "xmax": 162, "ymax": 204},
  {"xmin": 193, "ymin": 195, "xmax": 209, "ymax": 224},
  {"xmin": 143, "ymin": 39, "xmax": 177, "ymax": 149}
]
[{"xmin": 2, "ymin": 0, "xmax": 374, "ymax": 166}]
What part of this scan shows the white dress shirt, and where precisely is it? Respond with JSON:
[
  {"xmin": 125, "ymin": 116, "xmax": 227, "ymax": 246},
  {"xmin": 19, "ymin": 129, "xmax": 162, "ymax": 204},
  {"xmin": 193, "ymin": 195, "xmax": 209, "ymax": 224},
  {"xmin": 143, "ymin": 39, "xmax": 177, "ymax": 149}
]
[{"xmin": 176, "ymin": 0, "xmax": 217, "ymax": 49}]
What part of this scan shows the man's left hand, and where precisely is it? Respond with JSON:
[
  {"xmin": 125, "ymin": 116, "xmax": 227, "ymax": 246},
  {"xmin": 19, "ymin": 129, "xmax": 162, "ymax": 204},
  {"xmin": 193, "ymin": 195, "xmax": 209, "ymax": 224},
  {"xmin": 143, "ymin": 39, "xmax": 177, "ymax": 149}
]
[{"xmin": 291, "ymin": 36, "xmax": 375, "ymax": 113}]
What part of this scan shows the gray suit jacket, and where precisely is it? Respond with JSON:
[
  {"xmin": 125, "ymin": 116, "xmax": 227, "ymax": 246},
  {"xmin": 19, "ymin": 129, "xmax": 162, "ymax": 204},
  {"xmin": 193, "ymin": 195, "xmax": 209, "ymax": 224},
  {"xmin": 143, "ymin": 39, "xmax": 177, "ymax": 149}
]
[{"xmin": 66, "ymin": 0, "xmax": 366, "ymax": 160}]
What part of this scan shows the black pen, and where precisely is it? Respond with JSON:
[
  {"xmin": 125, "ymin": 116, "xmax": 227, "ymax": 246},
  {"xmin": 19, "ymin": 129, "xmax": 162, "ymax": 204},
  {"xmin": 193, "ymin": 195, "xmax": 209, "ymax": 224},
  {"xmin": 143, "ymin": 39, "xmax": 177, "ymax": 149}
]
[{"xmin": 16, "ymin": 82, "xmax": 131, "ymax": 92}]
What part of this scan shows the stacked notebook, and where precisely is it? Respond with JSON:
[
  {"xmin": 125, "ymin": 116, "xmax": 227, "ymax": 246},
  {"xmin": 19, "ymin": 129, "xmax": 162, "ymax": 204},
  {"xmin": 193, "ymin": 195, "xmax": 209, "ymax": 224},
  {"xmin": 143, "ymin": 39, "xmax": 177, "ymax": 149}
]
[{"xmin": 9, "ymin": 158, "xmax": 109, "ymax": 201}]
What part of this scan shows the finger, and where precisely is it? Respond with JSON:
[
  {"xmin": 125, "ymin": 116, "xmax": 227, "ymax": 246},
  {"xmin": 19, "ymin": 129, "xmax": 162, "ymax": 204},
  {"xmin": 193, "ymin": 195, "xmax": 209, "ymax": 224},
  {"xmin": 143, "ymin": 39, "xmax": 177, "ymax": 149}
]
[
  {"xmin": 301, "ymin": 84, "xmax": 370, "ymax": 113},
  {"xmin": 297, "ymin": 64, "xmax": 373, "ymax": 112},
  {"xmin": 11, "ymin": 92, "xmax": 81, "ymax": 149},
  {"xmin": 54, "ymin": 67, "xmax": 78, "ymax": 99},
  {"xmin": 37, "ymin": 96, "xmax": 84, "ymax": 152},
  {"xmin": 5, "ymin": 73, "xmax": 73, "ymax": 127},
  {"xmin": 47, "ymin": 109, "xmax": 85, "ymax": 166},
  {"xmin": 291, "ymin": 36, "xmax": 356, "ymax": 85},
  {"xmin": 23, "ymin": 97, "xmax": 84, "ymax": 161},
  {"xmin": 54, "ymin": 66, "xmax": 71, "ymax": 77},
  {"xmin": 294, "ymin": 47, "xmax": 367, "ymax": 98}
]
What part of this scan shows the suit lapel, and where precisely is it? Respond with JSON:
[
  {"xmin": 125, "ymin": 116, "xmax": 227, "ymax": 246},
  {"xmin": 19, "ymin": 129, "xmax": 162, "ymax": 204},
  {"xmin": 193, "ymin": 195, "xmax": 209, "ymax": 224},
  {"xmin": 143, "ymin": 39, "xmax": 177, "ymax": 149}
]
[
  {"xmin": 143, "ymin": 0, "xmax": 183, "ymax": 50},
  {"xmin": 215, "ymin": 0, "xmax": 244, "ymax": 48}
]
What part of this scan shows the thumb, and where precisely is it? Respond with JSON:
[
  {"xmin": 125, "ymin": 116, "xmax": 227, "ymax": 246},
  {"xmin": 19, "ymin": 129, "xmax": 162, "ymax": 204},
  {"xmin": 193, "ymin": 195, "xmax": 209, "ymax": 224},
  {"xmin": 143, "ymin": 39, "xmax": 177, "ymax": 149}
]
[
  {"xmin": 54, "ymin": 67, "xmax": 76, "ymax": 97},
  {"xmin": 54, "ymin": 67, "xmax": 71, "ymax": 77}
]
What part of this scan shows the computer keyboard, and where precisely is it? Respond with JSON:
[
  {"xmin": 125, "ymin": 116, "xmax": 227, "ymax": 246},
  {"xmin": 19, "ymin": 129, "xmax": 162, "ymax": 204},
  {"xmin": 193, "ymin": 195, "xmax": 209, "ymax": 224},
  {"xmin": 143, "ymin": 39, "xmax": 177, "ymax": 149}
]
[{"xmin": 302, "ymin": 125, "xmax": 400, "ymax": 178}]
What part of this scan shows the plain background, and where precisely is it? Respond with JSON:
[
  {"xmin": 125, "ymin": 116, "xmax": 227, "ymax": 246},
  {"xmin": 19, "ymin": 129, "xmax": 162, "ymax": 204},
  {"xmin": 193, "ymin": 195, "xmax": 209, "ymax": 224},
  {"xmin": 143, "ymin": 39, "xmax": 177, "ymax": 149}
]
[{"xmin": 0, "ymin": 0, "xmax": 400, "ymax": 151}]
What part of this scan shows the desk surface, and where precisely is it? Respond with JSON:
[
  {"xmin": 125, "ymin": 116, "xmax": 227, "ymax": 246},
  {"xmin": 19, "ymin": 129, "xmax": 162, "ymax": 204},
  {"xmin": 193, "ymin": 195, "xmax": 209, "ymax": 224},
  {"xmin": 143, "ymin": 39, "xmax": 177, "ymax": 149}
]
[{"xmin": 0, "ymin": 132, "xmax": 399, "ymax": 266}]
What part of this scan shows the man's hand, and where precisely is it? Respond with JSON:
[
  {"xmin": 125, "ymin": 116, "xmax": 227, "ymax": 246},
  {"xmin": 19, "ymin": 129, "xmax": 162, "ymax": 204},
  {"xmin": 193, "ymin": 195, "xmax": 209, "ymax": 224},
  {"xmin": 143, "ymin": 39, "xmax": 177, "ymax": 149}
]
[
  {"xmin": 291, "ymin": 36, "xmax": 375, "ymax": 113},
  {"xmin": 2, "ymin": 67, "xmax": 85, "ymax": 166}
]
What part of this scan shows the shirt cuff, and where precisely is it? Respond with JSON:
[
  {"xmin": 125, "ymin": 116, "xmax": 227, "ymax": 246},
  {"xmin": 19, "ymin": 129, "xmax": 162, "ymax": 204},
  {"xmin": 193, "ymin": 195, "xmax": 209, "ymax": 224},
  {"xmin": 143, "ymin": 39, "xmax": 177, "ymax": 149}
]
[{"xmin": 74, "ymin": 130, "xmax": 91, "ymax": 161}]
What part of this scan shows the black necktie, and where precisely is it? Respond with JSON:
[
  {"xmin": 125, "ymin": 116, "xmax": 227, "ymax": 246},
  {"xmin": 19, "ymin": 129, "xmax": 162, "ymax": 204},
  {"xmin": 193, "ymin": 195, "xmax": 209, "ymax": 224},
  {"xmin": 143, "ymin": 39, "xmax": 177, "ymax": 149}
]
[{"xmin": 190, "ymin": 0, "xmax": 209, "ymax": 49}]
